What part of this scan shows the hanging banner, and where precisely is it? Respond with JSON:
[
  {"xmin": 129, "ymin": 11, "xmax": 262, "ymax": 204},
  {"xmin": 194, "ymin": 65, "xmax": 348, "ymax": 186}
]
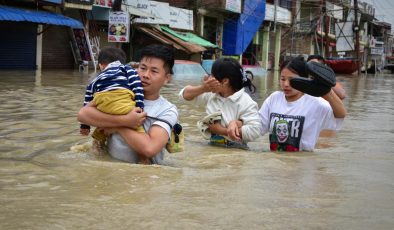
[{"xmin": 108, "ymin": 11, "xmax": 130, "ymax": 43}]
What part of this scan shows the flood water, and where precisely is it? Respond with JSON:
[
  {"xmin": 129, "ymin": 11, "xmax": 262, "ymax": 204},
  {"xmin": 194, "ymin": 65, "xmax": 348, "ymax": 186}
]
[{"xmin": 0, "ymin": 69, "xmax": 393, "ymax": 229}]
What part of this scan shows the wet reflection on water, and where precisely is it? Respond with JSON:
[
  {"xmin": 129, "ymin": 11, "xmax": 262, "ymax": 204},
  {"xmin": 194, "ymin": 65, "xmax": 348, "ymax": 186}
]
[{"xmin": 0, "ymin": 70, "xmax": 393, "ymax": 229}]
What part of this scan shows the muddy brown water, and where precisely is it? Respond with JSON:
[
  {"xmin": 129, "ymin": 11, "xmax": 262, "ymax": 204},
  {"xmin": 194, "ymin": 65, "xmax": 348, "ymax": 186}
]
[{"xmin": 0, "ymin": 69, "xmax": 393, "ymax": 229}]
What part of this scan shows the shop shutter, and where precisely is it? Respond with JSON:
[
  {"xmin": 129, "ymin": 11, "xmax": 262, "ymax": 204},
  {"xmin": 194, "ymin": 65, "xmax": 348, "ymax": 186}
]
[{"xmin": 0, "ymin": 22, "xmax": 37, "ymax": 70}]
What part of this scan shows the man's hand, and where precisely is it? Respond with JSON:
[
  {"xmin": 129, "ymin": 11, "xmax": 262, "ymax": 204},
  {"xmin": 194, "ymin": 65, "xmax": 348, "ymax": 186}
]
[{"xmin": 124, "ymin": 107, "xmax": 147, "ymax": 129}]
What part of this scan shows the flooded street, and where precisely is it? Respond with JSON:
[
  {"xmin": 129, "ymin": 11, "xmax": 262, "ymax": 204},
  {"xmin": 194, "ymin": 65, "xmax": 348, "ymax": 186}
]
[{"xmin": 0, "ymin": 69, "xmax": 393, "ymax": 229}]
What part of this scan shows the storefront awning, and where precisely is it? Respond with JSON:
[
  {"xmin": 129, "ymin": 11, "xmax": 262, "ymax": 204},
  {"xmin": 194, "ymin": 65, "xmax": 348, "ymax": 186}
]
[
  {"xmin": 135, "ymin": 25, "xmax": 206, "ymax": 54},
  {"xmin": 160, "ymin": 26, "xmax": 218, "ymax": 48},
  {"xmin": 0, "ymin": 5, "xmax": 83, "ymax": 28}
]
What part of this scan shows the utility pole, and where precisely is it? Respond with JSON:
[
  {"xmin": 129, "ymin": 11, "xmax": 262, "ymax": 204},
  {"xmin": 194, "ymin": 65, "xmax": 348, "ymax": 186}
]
[
  {"xmin": 273, "ymin": 0, "xmax": 278, "ymax": 32},
  {"xmin": 322, "ymin": 0, "xmax": 329, "ymax": 58},
  {"xmin": 354, "ymin": 0, "xmax": 361, "ymax": 75}
]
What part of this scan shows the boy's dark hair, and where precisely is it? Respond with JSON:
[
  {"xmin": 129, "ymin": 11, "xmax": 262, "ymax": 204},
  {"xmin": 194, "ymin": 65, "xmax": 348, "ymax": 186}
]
[
  {"xmin": 139, "ymin": 44, "xmax": 175, "ymax": 74},
  {"xmin": 307, "ymin": 54, "xmax": 325, "ymax": 63},
  {"xmin": 280, "ymin": 56, "xmax": 308, "ymax": 78},
  {"xmin": 211, "ymin": 57, "xmax": 256, "ymax": 93},
  {"xmin": 98, "ymin": 47, "xmax": 126, "ymax": 65}
]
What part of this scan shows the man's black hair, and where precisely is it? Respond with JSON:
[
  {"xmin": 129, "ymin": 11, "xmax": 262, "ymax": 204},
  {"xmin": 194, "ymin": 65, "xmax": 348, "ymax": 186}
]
[
  {"xmin": 307, "ymin": 54, "xmax": 325, "ymax": 62},
  {"xmin": 98, "ymin": 47, "xmax": 126, "ymax": 64},
  {"xmin": 139, "ymin": 44, "xmax": 175, "ymax": 74}
]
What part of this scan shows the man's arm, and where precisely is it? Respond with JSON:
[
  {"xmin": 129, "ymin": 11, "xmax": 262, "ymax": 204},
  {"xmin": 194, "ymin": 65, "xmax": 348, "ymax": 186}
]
[
  {"xmin": 77, "ymin": 103, "xmax": 146, "ymax": 129},
  {"xmin": 116, "ymin": 125, "xmax": 169, "ymax": 158}
]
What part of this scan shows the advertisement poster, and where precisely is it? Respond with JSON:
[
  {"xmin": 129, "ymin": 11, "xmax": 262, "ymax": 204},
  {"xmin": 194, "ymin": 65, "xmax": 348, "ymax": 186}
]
[
  {"xmin": 72, "ymin": 28, "xmax": 92, "ymax": 61},
  {"xmin": 108, "ymin": 11, "xmax": 130, "ymax": 43}
]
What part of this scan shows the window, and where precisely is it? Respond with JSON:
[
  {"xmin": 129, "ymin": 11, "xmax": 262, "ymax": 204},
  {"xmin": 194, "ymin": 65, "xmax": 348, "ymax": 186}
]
[
  {"xmin": 279, "ymin": 0, "xmax": 292, "ymax": 10},
  {"xmin": 299, "ymin": 4, "xmax": 311, "ymax": 32},
  {"xmin": 203, "ymin": 16, "xmax": 218, "ymax": 45}
]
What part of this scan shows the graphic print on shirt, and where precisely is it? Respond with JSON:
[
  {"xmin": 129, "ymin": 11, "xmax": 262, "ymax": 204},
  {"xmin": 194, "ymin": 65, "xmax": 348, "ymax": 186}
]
[{"xmin": 269, "ymin": 113, "xmax": 305, "ymax": 151}]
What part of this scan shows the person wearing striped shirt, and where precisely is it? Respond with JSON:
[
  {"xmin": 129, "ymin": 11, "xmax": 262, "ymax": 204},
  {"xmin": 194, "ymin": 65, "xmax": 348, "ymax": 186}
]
[
  {"xmin": 78, "ymin": 44, "xmax": 178, "ymax": 164},
  {"xmin": 79, "ymin": 47, "xmax": 144, "ymax": 148}
]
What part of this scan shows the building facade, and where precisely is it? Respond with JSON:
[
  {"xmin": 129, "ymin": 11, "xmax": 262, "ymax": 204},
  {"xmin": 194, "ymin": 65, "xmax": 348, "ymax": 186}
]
[{"xmin": 0, "ymin": 0, "xmax": 391, "ymax": 73}]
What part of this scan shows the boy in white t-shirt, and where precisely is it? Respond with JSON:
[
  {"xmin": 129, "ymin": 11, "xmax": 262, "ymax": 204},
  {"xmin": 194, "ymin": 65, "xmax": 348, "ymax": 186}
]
[{"xmin": 258, "ymin": 56, "xmax": 346, "ymax": 151}]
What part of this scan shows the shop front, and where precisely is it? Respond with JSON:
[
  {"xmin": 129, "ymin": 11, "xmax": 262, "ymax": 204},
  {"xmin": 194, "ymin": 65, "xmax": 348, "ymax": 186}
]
[{"xmin": 0, "ymin": 5, "xmax": 83, "ymax": 70}]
